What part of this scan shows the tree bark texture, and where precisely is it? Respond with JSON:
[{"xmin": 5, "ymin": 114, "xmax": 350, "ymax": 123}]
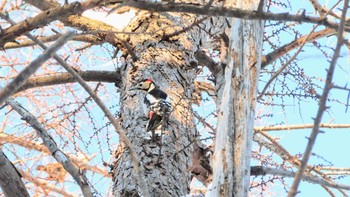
[
  {"xmin": 208, "ymin": 0, "xmax": 264, "ymax": 196},
  {"xmin": 0, "ymin": 149, "xmax": 30, "ymax": 197},
  {"xmin": 111, "ymin": 12, "xmax": 200, "ymax": 196}
]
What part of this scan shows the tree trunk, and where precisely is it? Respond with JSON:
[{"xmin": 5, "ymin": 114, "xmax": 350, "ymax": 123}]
[
  {"xmin": 111, "ymin": 0, "xmax": 264, "ymax": 196},
  {"xmin": 111, "ymin": 12, "xmax": 199, "ymax": 196},
  {"xmin": 207, "ymin": 0, "xmax": 265, "ymax": 196}
]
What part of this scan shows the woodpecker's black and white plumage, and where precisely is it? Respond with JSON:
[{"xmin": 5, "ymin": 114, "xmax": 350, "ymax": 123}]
[{"xmin": 130, "ymin": 79, "xmax": 171, "ymax": 140}]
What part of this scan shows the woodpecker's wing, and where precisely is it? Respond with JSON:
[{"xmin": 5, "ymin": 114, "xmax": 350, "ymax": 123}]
[
  {"xmin": 146, "ymin": 113, "xmax": 162, "ymax": 132},
  {"xmin": 144, "ymin": 89, "xmax": 168, "ymax": 108},
  {"xmin": 148, "ymin": 89, "xmax": 168, "ymax": 100}
]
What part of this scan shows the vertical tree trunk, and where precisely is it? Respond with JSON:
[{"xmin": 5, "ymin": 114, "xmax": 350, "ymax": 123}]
[
  {"xmin": 111, "ymin": 12, "xmax": 199, "ymax": 196},
  {"xmin": 207, "ymin": 0, "xmax": 264, "ymax": 196}
]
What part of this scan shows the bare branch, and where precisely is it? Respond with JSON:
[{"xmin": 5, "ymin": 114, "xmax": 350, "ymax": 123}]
[
  {"xmin": 194, "ymin": 50, "xmax": 221, "ymax": 76},
  {"xmin": 3, "ymin": 34, "xmax": 102, "ymax": 50},
  {"xmin": 0, "ymin": 31, "xmax": 74, "ymax": 106},
  {"xmin": 2, "ymin": 0, "xmax": 122, "ymax": 46},
  {"xmin": 288, "ymin": 0, "xmax": 348, "ymax": 195},
  {"xmin": 0, "ymin": 2, "xmax": 81, "ymax": 46},
  {"xmin": 0, "ymin": 149, "xmax": 29, "ymax": 197},
  {"xmin": 251, "ymin": 166, "xmax": 350, "ymax": 190},
  {"xmin": 24, "ymin": 0, "xmax": 135, "ymax": 57},
  {"xmin": 308, "ymin": 0, "xmax": 340, "ymax": 18},
  {"xmin": 261, "ymin": 28, "xmax": 336, "ymax": 68},
  {"xmin": 1, "ymin": 12, "xmax": 149, "ymax": 196},
  {"xmin": 23, "ymin": 0, "xmax": 60, "ymax": 11},
  {"xmin": 124, "ymin": 1, "xmax": 348, "ymax": 32},
  {"xmin": 254, "ymin": 131, "xmax": 347, "ymax": 195},
  {"xmin": 0, "ymin": 133, "xmax": 109, "ymax": 177},
  {"xmin": 17, "ymin": 70, "xmax": 120, "ymax": 93},
  {"xmin": 254, "ymin": 123, "xmax": 350, "ymax": 132},
  {"xmin": 332, "ymin": 84, "xmax": 350, "ymax": 91},
  {"xmin": 193, "ymin": 112, "xmax": 215, "ymax": 133},
  {"xmin": 320, "ymin": 167, "xmax": 350, "ymax": 171},
  {"xmin": 6, "ymin": 99, "xmax": 94, "ymax": 197},
  {"xmin": 258, "ymin": 25, "xmax": 316, "ymax": 100}
]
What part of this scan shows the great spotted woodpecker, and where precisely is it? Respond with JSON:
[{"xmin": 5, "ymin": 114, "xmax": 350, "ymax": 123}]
[{"xmin": 130, "ymin": 79, "xmax": 171, "ymax": 140}]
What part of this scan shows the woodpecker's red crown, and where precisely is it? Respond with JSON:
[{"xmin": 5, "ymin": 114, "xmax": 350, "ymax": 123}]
[{"xmin": 131, "ymin": 78, "xmax": 156, "ymax": 92}]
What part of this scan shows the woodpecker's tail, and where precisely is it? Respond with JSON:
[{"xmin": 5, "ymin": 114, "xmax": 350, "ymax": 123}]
[
  {"xmin": 146, "ymin": 100, "xmax": 171, "ymax": 140},
  {"xmin": 146, "ymin": 113, "xmax": 162, "ymax": 132}
]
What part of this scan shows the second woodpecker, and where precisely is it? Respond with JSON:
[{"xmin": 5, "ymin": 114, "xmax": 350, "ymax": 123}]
[{"xmin": 130, "ymin": 79, "xmax": 171, "ymax": 140}]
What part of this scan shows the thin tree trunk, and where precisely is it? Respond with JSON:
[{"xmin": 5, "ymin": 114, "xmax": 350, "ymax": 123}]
[{"xmin": 207, "ymin": 0, "xmax": 265, "ymax": 196}]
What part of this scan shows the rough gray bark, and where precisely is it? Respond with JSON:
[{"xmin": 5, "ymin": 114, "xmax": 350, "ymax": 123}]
[
  {"xmin": 0, "ymin": 149, "xmax": 30, "ymax": 197},
  {"xmin": 111, "ymin": 12, "xmax": 199, "ymax": 196}
]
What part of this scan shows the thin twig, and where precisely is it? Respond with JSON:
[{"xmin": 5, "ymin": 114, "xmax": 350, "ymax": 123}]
[
  {"xmin": 6, "ymin": 99, "xmax": 94, "ymax": 197},
  {"xmin": 261, "ymin": 28, "xmax": 336, "ymax": 69},
  {"xmin": 162, "ymin": 17, "xmax": 208, "ymax": 40},
  {"xmin": 288, "ymin": 1, "xmax": 348, "ymax": 195},
  {"xmin": 332, "ymin": 84, "xmax": 350, "ymax": 91},
  {"xmin": 258, "ymin": 0, "xmax": 341, "ymax": 101},
  {"xmin": 1, "ymin": 12, "xmax": 150, "ymax": 197},
  {"xmin": 123, "ymin": 1, "xmax": 350, "ymax": 32},
  {"xmin": 254, "ymin": 131, "xmax": 347, "ymax": 195},
  {"xmin": 308, "ymin": 0, "xmax": 340, "ymax": 18},
  {"xmin": 251, "ymin": 166, "xmax": 350, "ymax": 190},
  {"xmin": 254, "ymin": 123, "xmax": 350, "ymax": 132},
  {"xmin": 0, "ymin": 31, "xmax": 74, "ymax": 106},
  {"xmin": 258, "ymin": 25, "xmax": 320, "ymax": 101}
]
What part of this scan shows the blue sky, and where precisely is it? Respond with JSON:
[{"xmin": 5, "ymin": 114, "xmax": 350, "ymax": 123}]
[
  {"xmin": 1, "ymin": 0, "xmax": 350, "ymax": 196},
  {"xmin": 254, "ymin": 0, "xmax": 350, "ymax": 195}
]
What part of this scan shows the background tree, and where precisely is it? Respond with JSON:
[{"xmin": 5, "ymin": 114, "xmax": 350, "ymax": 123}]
[{"xmin": 0, "ymin": 0, "xmax": 350, "ymax": 196}]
